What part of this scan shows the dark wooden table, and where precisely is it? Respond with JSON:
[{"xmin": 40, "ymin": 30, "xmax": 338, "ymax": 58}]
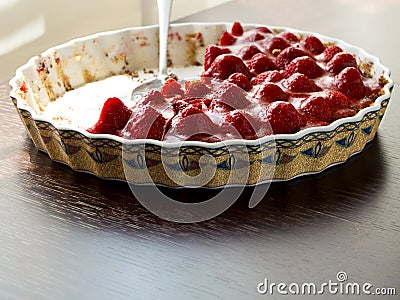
[
  {"xmin": 1, "ymin": 1, "xmax": 400, "ymax": 298},
  {"xmin": 1, "ymin": 81, "xmax": 400, "ymax": 299}
]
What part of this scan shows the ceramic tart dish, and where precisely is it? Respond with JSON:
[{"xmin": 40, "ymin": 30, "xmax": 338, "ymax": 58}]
[{"xmin": 9, "ymin": 22, "xmax": 393, "ymax": 188}]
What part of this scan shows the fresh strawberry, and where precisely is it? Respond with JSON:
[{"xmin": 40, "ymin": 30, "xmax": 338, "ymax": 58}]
[
  {"xmin": 219, "ymin": 31, "xmax": 237, "ymax": 46},
  {"xmin": 222, "ymin": 110, "xmax": 258, "ymax": 139},
  {"xmin": 166, "ymin": 105, "xmax": 219, "ymax": 140},
  {"xmin": 204, "ymin": 45, "xmax": 231, "ymax": 71},
  {"xmin": 278, "ymin": 31, "xmax": 299, "ymax": 42},
  {"xmin": 213, "ymin": 83, "xmax": 251, "ymax": 110},
  {"xmin": 328, "ymin": 90, "xmax": 351, "ymax": 108},
  {"xmin": 202, "ymin": 54, "xmax": 251, "ymax": 80},
  {"xmin": 300, "ymin": 92, "xmax": 334, "ymax": 122},
  {"xmin": 231, "ymin": 21, "xmax": 244, "ymax": 36},
  {"xmin": 275, "ymin": 47, "xmax": 311, "ymax": 70},
  {"xmin": 210, "ymin": 101, "xmax": 233, "ymax": 113},
  {"xmin": 180, "ymin": 104, "xmax": 204, "ymax": 118},
  {"xmin": 335, "ymin": 67, "xmax": 366, "ymax": 98},
  {"xmin": 251, "ymin": 70, "xmax": 284, "ymax": 85},
  {"xmin": 121, "ymin": 105, "xmax": 166, "ymax": 140},
  {"xmin": 171, "ymin": 99, "xmax": 188, "ymax": 112},
  {"xmin": 238, "ymin": 45, "xmax": 262, "ymax": 60},
  {"xmin": 87, "ymin": 97, "xmax": 132, "ymax": 134},
  {"xmin": 260, "ymin": 37, "xmax": 290, "ymax": 53},
  {"xmin": 301, "ymin": 35, "xmax": 325, "ymax": 55},
  {"xmin": 172, "ymin": 98, "xmax": 210, "ymax": 113},
  {"xmin": 326, "ymin": 53, "xmax": 358, "ymax": 74},
  {"xmin": 160, "ymin": 78, "xmax": 184, "ymax": 98},
  {"xmin": 254, "ymin": 83, "xmax": 289, "ymax": 103},
  {"xmin": 283, "ymin": 56, "xmax": 324, "ymax": 79},
  {"xmin": 265, "ymin": 101, "xmax": 304, "ymax": 134},
  {"xmin": 247, "ymin": 53, "xmax": 278, "ymax": 75},
  {"xmin": 253, "ymin": 26, "xmax": 272, "ymax": 34},
  {"xmin": 283, "ymin": 73, "xmax": 321, "ymax": 93},
  {"xmin": 140, "ymin": 90, "xmax": 167, "ymax": 106},
  {"xmin": 227, "ymin": 72, "xmax": 252, "ymax": 91},
  {"xmin": 321, "ymin": 45, "xmax": 343, "ymax": 62},
  {"xmin": 300, "ymin": 90, "xmax": 353, "ymax": 122},
  {"xmin": 184, "ymin": 80, "xmax": 211, "ymax": 99},
  {"xmin": 243, "ymin": 31, "xmax": 265, "ymax": 42}
]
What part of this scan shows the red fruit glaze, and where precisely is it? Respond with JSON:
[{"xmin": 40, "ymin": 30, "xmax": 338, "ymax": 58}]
[{"xmin": 87, "ymin": 97, "xmax": 132, "ymax": 134}]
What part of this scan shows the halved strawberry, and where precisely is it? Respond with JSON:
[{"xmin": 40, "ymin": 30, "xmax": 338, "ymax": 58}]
[
  {"xmin": 301, "ymin": 36, "xmax": 325, "ymax": 55},
  {"xmin": 247, "ymin": 53, "xmax": 277, "ymax": 75},
  {"xmin": 227, "ymin": 72, "xmax": 252, "ymax": 91},
  {"xmin": 335, "ymin": 67, "xmax": 366, "ymax": 98},
  {"xmin": 254, "ymin": 83, "xmax": 289, "ymax": 103},
  {"xmin": 160, "ymin": 78, "xmax": 184, "ymax": 98},
  {"xmin": 265, "ymin": 101, "xmax": 304, "ymax": 134},
  {"xmin": 283, "ymin": 73, "xmax": 321, "ymax": 93},
  {"xmin": 202, "ymin": 54, "xmax": 251, "ymax": 80},
  {"xmin": 326, "ymin": 53, "xmax": 358, "ymax": 74},
  {"xmin": 87, "ymin": 97, "xmax": 132, "ymax": 134},
  {"xmin": 283, "ymin": 56, "xmax": 324, "ymax": 79},
  {"xmin": 121, "ymin": 105, "xmax": 166, "ymax": 140}
]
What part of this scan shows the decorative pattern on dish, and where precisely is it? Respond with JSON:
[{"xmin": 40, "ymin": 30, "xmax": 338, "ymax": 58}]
[{"xmin": 9, "ymin": 23, "xmax": 393, "ymax": 187}]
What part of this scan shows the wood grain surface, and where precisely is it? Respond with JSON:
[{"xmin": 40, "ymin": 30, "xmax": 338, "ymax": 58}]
[{"xmin": 1, "ymin": 78, "xmax": 399, "ymax": 300}]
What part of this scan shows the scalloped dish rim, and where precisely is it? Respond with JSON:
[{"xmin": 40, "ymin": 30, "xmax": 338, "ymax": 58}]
[{"xmin": 8, "ymin": 22, "xmax": 394, "ymax": 187}]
